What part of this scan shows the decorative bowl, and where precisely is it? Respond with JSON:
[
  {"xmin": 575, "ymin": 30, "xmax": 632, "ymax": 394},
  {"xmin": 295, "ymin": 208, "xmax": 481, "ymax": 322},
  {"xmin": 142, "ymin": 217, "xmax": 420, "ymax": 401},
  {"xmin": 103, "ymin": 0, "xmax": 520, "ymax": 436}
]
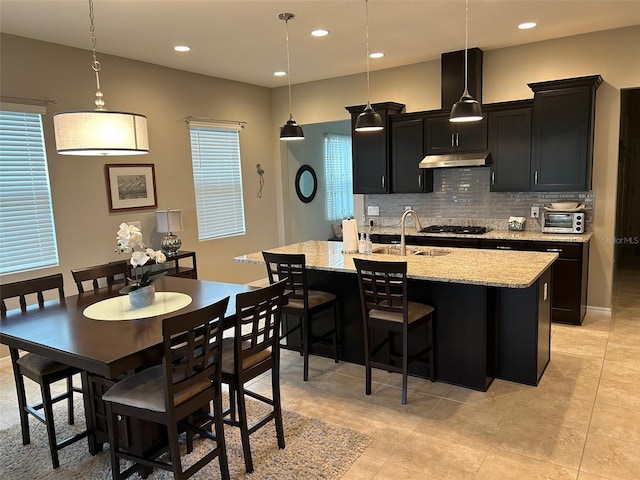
[{"xmin": 550, "ymin": 201, "xmax": 579, "ymax": 210}]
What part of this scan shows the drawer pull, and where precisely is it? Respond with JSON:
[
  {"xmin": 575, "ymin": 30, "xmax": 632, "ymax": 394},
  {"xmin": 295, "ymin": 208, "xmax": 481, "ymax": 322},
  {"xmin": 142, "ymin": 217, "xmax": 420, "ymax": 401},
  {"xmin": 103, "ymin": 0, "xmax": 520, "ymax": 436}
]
[
  {"xmin": 381, "ymin": 176, "xmax": 385, "ymax": 188},
  {"xmin": 451, "ymin": 133, "xmax": 455, "ymax": 147},
  {"xmin": 496, "ymin": 246, "xmax": 512, "ymax": 250},
  {"xmin": 491, "ymin": 172, "xmax": 495, "ymax": 185},
  {"xmin": 418, "ymin": 174, "xmax": 421, "ymax": 187},
  {"xmin": 546, "ymin": 248, "xmax": 562, "ymax": 253}
]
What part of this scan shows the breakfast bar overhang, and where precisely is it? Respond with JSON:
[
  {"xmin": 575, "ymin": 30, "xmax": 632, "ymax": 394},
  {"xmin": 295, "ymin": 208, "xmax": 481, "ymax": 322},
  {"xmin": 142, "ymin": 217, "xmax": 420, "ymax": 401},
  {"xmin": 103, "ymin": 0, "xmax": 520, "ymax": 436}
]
[{"xmin": 235, "ymin": 241, "xmax": 557, "ymax": 391}]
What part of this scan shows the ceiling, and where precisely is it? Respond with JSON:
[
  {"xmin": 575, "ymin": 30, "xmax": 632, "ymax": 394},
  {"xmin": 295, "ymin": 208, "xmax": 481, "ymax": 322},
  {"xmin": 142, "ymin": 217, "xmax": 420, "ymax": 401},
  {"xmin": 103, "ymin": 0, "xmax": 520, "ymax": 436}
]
[{"xmin": 2, "ymin": 1, "xmax": 640, "ymax": 88}]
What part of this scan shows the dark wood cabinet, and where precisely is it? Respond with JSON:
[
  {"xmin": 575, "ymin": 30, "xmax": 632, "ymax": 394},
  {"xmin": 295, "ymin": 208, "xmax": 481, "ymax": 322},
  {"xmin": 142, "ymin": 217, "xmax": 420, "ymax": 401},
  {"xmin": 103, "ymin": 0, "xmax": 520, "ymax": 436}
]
[
  {"xmin": 488, "ymin": 105, "xmax": 532, "ymax": 192},
  {"xmin": 345, "ymin": 102, "xmax": 405, "ymax": 194},
  {"xmin": 424, "ymin": 113, "xmax": 488, "ymax": 155},
  {"xmin": 529, "ymin": 75, "xmax": 602, "ymax": 191},
  {"xmin": 526, "ymin": 241, "xmax": 588, "ymax": 325},
  {"xmin": 481, "ymin": 239, "xmax": 588, "ymax": 325},
  {"xmin": 390, "ymin": 117, "xmax": 433, "ymax": 193}
]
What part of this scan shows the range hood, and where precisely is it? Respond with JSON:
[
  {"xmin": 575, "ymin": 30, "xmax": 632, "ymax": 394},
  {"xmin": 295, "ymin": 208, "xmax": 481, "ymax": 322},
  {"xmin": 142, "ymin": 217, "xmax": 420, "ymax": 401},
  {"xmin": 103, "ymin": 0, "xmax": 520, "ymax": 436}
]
[
  {"xmin": 418, "ymin": 49, "xmax": 486, "ymax": 170},
  {"xmin": 420, "ymin": 152, "xmax": 489, "ymax": 169}
]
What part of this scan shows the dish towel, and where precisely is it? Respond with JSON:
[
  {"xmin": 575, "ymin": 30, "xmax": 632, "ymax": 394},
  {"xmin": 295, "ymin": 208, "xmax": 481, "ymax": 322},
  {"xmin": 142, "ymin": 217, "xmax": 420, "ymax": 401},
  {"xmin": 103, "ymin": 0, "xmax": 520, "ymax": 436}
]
[{"xmin": 342, "ymin": 219, "xmax": 359, "ymax": 253}]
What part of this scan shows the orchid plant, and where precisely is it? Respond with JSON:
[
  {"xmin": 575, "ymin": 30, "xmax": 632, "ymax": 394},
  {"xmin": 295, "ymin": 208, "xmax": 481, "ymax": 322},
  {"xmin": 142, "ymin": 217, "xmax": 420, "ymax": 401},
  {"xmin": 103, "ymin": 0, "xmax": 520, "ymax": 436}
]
[{"xmin": 115, "ymin": 223, "xmax": 167, "ymax": 293}]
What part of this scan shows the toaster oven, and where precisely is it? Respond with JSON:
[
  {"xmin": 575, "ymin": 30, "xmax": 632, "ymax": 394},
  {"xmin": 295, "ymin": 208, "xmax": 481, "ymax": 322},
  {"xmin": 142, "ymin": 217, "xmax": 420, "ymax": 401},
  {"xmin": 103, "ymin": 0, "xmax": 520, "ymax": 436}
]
[{"xmin": 542, "ymin": 211, "xmax": 585, "ymax": 234}]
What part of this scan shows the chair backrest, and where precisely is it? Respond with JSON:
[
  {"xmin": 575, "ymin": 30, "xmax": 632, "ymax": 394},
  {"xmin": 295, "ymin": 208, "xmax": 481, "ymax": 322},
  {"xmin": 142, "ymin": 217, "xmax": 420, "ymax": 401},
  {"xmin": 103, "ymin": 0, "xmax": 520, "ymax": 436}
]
[
  {"xmin": 353, "ymin": 258, "xmax": 408, "ymax": 321},
  {"xmin": 162, "ymin": 296, "xmax": 229, "ymax": 415},
  {"xmin": 262, "ymin": 251, "xmax": 308, "ymax": 306},
  {"xmin": 0, "ymin": 273, "xmax": 65, "ymax": 315},
  {"xmin": 71, "ymin": 261, "xmax": 129, "ymax": 293},
  {"xmin": 233, "ymin": 279, "xmax": 287, "ymax": 375}
]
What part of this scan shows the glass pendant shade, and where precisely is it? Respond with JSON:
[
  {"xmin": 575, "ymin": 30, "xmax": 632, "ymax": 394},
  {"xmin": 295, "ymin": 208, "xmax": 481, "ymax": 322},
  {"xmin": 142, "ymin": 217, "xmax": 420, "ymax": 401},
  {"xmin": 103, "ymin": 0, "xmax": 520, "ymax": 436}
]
[
  {"xmin": 449, "ymin": 91, "xmax": 483, "ymax": 123},
  {"xmin": 280, "ymin": 117, "xmax": 305, "ymax": 141},
  {"xmin": 53, "ymin": 111, "xmax": 149, "ymax": 155},
  {"xmin": 355, "ymin": 104, "xmax": 384, "ymax": 132}
]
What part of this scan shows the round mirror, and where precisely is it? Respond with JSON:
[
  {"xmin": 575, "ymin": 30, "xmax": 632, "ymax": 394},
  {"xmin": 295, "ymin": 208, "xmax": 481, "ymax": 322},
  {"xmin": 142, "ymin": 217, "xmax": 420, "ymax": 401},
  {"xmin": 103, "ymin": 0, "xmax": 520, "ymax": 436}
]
[{"xmin": 295, "ymin": 165, "xmax": 317, "ymax": 203}]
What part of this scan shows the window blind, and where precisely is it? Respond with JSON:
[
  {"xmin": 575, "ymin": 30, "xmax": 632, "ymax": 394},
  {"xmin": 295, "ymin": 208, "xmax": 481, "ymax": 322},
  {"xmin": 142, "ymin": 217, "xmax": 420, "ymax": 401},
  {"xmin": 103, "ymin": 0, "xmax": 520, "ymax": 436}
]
[
  {"xmin": 324, "ymin": 134, "xmax": 353, "ymax": 221},
  {"xmin": 189, "ymin": 124, "xmax": 246, "ymax": 240},
  {"xmin": 0, "ymin": 110, "xmax": 59, "ymax": 274}
]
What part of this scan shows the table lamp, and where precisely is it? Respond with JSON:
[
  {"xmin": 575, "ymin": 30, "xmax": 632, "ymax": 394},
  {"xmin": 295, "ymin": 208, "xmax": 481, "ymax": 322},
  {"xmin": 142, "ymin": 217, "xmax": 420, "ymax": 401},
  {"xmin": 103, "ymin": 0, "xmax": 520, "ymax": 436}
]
[{"xmin": 156, "ymin": 209, "xmax": 183, "ymax": 256}]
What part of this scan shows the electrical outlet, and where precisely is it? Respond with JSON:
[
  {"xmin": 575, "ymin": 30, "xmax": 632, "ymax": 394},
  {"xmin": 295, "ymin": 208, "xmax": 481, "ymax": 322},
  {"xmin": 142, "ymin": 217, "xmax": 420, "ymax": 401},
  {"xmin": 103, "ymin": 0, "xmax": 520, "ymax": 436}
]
[
  {"xmin": 530, "ymin": 207, "xmax": 539, "ymax": 218},
  {"xmin": 405, "ymin": 205, "xmax": 412, "ymax": 211},
  {"xmin": 367, "ymin": 205, "xmax": 379, "ymax": 216}
]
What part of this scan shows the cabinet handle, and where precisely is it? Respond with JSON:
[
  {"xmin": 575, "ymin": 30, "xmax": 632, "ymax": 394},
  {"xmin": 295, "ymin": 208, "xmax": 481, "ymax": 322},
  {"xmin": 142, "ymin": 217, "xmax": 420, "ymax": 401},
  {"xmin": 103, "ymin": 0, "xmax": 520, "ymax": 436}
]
[
  {"xmin": 534, "ymin": 171, "xmax": 539, "ymax": 184},
  {"xmin": 496, "ymin": 246, "xmax": 512, "ymax": 250},
  {"xmin": 418, "ymin": 174, "xmax": 421, "ymax": 187},
  {"xmin": 546, "ymin": 248, "xmax": 562, "ymax": 253},
  {"xmin": 451, "ymin": 133, "xmax": 455, "ymax": 147},
  {"xmin": 491, "ymin": 172, "xmax": 495, "ymax": 185},
  {"xmin": 381, "ymin": 176, "xmax": 385, "ymax": 188},
  {"xmin": 456, "ymin": 132, "xmax": 459, "ymax": 146}
]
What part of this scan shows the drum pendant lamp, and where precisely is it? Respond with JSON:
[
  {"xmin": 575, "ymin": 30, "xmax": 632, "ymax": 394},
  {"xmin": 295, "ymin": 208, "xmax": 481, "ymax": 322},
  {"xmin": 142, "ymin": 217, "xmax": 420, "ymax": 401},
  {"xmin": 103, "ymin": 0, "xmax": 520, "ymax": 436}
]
[{"xmin": 53, "ymin": 0, "xmax": 149, "ymax": 155}]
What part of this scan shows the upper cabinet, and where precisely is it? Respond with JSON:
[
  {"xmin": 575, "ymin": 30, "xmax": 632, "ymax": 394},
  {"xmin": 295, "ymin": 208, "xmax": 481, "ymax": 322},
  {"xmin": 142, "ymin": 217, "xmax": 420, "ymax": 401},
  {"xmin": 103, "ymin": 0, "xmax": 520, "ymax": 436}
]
[
  {"xmin": 390, "ymin": 116, "xmax": 433, "ymax": 193},
  {"xmin": 487, "ymin": 101, "xmax": 533, "ymax": 192},
  {"xmin": 346, "ymin": 102, "xmax": 405, "ymax": 194},
  {"xmin": 529, "ymin": 75, "xmax": 602, "ymax": 191},
  {"xmin": 424, "ymin": 113, "xmax": 488, "ymax": 155}
]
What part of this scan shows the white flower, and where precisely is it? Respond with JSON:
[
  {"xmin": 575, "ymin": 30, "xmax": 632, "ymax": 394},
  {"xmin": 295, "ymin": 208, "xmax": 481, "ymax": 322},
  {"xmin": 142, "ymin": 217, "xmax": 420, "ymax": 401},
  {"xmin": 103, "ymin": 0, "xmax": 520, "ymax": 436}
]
[{"xmin": 115, "ymin": 224, "xmax": 167, "ymax": 284}]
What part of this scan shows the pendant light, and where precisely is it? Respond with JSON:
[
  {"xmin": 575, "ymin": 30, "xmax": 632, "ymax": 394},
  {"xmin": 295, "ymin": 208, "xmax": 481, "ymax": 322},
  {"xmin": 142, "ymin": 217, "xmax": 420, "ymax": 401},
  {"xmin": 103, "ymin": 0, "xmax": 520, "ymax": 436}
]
[
  {"xmin": 53, "ymin": 0, "xmax": 149, "ymax": 155},
  {"xmin": 449, "ymin": 0, "xmax": 483, "ymax": 123},
  {"xmin": 355, "ymin": 0, "xmax": 383, "ymax": 132},
  {"xmin": 279, "ymin": 13, "xmax": 304, "ymax": 141}
]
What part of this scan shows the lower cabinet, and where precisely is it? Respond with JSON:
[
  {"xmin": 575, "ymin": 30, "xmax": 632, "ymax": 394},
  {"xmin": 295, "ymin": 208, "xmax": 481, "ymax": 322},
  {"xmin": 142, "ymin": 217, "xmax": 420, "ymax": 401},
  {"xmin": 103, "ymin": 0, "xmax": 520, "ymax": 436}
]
[
  {"xmin": 526, "ymin": 241, "xmax": 589, "ymax": 325},
  {"xmin": 481, "ymin": 239, "xmax": 588, "ymax": 325}
]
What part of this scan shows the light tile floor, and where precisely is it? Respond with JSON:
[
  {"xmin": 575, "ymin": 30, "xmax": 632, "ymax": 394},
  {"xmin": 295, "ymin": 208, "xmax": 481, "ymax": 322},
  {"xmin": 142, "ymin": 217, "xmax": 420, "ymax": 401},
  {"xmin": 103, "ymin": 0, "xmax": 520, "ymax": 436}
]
[{"xmin": 1, "ymin": 267, "xmax": 638, "ymax": 479}]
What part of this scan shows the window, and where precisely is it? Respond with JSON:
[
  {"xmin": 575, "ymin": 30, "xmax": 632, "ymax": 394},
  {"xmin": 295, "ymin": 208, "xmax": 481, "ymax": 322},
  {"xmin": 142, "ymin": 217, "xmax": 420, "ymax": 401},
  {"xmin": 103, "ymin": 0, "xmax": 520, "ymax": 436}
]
[
  {"xmin": 189, "ymin": 122, "xmax": 245, "ymax": 240},
  {"xmin": 324, "ymin": 134, "xmax": 353, "ymax": 221},
  {"xmin": 0, "ymin": 107, "xmax": 59, "ymax": 275}
]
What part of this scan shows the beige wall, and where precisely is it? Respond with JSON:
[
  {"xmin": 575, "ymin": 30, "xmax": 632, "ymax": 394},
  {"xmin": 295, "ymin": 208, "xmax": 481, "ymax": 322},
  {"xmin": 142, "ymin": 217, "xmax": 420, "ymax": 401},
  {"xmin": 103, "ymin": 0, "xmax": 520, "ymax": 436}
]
[
  {"xmin": 0, "ymin": 33, "xmax": 277, "ymax": 290},
  {"xmin": 271, "ymin": 25, "xmax": 640, "ymax": 309}
]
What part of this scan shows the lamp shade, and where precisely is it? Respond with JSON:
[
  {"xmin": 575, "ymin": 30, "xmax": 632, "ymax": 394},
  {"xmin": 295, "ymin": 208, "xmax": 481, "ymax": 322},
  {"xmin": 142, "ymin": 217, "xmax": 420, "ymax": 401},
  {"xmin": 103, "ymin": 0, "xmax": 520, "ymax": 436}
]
[
  {"xmin": 156, "ymin": 209, "xmax": 183, "ymax": 233},
  {"xmin": 355, "ymin": 105, "xmax": 384, "ymax": 132},
  {"xmin": 53, "ymin": 110, "xmax": 149, "ymax": 155},
  {"xmin": 280, "ymin": 119, "xmax": 305, "ymax": 141},
  {"xmin": 449, "ymin": 95, "xmax": 484, "ymax": 123}
]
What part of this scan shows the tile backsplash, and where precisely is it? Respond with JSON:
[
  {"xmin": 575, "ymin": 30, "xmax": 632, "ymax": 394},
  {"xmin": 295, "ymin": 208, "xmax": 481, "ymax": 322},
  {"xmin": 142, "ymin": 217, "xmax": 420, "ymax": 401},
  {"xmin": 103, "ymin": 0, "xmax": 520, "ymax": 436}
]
[{"xmin": 365, "ymin": 167, "xmax": 594, "ymax": 231}]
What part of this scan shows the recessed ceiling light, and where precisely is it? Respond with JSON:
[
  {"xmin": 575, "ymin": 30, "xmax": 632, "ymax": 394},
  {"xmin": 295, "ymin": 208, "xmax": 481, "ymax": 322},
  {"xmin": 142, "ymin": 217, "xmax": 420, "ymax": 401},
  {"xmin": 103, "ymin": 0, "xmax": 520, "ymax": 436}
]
[
  {"xmin": 173, "ymin": 45, "xmax": 191, "ymax": 52},
  {"xmin": 369, "ymin": 52, "xmax": 384, "ymax": 59},
  {"xmin": 518, "ymin": 22, "xmax": 537, "ymax": 30},
  {"xmin": 311, "ymin": 29, "xmax": 329, "ymax": 37},
  {"xmin": 273, "ymin": 71, "xmax": 287, "ymax": 77}
]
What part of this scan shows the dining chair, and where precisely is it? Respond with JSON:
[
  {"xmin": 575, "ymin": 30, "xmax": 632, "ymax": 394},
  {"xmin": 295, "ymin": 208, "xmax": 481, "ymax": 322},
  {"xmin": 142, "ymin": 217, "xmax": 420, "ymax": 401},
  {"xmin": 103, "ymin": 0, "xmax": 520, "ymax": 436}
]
[
  {"xmin": 102, "ymin": 296, "xmax": 231, "ymax": 480},
  {"xmin": 353, "ymin": 258, "xmax": 435, "ymax": 404},
  {"xmin": 71, "ymin": 260, "xmax": 129, "ymax": 293},
  {"xmin": 221, "ymin": 279, "xmax": 287, "ymax": 473},
  {"xmin": 262, "ymin": 251, "xmax": 339, "ymax": 381},
  {"xmin": 0, "ymin": 273, "xmax": 88, "ymax": 468}
]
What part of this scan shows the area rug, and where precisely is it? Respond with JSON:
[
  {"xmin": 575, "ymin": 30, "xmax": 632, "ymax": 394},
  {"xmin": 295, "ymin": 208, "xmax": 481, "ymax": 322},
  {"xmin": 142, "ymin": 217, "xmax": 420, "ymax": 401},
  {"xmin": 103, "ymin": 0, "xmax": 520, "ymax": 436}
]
[{"xmin": 0, "ymin": 398, "xmax": 372, "ymax": 479}]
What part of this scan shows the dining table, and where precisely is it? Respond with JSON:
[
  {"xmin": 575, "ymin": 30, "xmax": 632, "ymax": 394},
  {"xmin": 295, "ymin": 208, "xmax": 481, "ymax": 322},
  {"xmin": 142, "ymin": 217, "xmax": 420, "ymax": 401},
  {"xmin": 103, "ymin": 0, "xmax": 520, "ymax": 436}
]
[{"xmin": 0, "ymin": 276, "xmax": 255, "ymax": 457}]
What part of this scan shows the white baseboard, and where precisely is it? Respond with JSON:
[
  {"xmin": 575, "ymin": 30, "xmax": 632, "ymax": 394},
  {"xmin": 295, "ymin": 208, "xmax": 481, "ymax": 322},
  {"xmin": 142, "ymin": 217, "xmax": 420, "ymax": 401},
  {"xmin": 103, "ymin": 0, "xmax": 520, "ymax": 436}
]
[{"xmin": 587, "ymin": 305, "xmax": 612, "ymax": 317}]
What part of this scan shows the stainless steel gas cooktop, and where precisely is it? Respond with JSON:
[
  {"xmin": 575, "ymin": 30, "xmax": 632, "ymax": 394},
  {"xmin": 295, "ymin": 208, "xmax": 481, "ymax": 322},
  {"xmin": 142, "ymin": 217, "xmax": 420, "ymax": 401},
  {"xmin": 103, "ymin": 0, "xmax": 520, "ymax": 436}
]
[{"xmin": 420, "ymin": 225, "xmax": 491, "ymax": 235}]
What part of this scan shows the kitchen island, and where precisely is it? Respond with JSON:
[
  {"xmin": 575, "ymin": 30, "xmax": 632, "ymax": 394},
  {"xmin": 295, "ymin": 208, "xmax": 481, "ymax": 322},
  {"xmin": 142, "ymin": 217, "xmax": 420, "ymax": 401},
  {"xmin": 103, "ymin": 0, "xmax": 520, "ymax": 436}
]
[{"xmin": 235, "ymin": 241, "xmax": 557, "ymax": 391}]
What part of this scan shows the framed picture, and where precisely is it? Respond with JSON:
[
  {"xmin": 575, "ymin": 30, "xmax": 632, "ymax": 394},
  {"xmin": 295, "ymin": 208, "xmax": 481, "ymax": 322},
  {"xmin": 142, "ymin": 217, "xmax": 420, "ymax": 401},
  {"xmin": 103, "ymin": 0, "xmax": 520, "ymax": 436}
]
[{"xmin": 105, "ymin": 164, "xmax": 158, "ymax": 212}]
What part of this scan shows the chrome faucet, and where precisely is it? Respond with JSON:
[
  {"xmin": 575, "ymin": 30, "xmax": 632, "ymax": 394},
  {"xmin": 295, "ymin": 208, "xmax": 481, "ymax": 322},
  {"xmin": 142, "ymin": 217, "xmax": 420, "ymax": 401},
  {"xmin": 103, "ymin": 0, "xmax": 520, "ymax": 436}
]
[{"xmin": 400, "ymin": 209, "xmax": 423, "ymax": 256}]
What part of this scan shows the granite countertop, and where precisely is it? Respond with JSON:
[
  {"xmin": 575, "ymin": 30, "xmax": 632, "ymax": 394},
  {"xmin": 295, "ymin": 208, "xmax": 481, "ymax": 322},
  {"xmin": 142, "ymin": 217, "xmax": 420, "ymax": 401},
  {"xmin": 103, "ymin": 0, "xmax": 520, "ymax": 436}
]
[
  {"xmin": 368, "ymin": 227, "xmax": 592, "ymax": 243},
  {"xmin": 234, "ymin": 240, "xmax": 557, "ymax": 289}
]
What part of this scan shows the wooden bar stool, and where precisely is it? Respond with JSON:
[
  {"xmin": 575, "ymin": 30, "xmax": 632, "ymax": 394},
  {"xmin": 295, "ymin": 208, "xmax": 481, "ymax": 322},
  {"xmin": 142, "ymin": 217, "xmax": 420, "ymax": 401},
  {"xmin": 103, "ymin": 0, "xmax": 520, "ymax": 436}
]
[
  {"xmin": 353, "ymin": 258, "xmax": 435, "ymax": 404},
  {"xmin": 0, "ymin": 274, "xmax": 88, "ymax": 468},
  {"xmin": 262, "ymin": 251, "xmax": 339, "ymax": 381}
]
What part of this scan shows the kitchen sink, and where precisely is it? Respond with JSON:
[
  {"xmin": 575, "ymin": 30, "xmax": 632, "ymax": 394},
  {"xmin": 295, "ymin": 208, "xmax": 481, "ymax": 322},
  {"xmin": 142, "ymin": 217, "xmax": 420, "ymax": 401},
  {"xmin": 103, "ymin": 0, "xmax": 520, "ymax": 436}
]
[{"xmin": 371, "ymin": 246, "xmax": 452, "ymax": 257}]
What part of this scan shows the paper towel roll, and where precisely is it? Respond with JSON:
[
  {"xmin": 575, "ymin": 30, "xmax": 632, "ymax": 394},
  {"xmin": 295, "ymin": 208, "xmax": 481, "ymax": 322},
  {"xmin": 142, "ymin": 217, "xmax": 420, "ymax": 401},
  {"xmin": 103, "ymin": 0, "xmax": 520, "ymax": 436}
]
[{"xmin": 342, "ymin": 219, "xmax": 359, "ymax": 253}]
